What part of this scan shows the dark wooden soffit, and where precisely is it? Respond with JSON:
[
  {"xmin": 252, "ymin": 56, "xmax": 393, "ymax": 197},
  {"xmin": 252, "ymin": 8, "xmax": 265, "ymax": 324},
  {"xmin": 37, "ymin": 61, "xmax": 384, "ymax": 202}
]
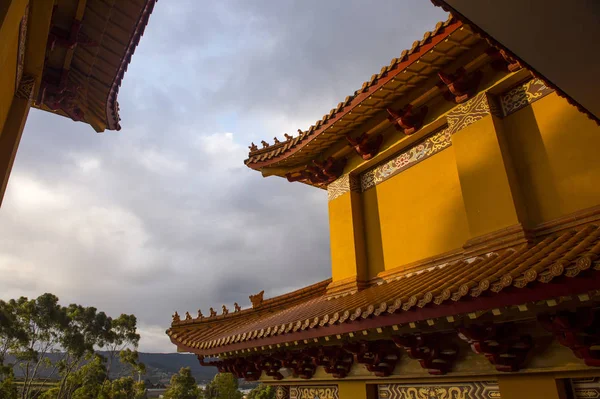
[
  {"xmin": 32, "ymin": 0, "xmax": 157, "ymax": 132},
  {"xmin": 244, "ymin": 16, "xmax": 467, "ymax": 170},
  {"xmin": 429, "ymin": 0, "xmax": 600, "ymax": 126}
]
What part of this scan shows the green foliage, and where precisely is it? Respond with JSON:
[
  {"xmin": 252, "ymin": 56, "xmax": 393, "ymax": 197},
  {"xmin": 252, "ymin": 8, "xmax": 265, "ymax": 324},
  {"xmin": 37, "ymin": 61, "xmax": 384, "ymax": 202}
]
[
  {"xmin": 0, "ymin": 293, "xmax": 145, "ymax": 399},
  {"xmin": 247, "ymin": 384, "xmax": 275, "ymax": 399},
  {"xmin": 163, "ymin": 367, "xmax": 200, "ymax": 399},
  {"xmin": 203, "ymin": 373, "xmax": 242, "ymax": 399}
]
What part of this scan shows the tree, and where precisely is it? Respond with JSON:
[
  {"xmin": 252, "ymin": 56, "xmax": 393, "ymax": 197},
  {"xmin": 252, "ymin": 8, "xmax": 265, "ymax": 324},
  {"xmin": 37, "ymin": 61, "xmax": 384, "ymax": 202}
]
[
  {"xmin": 0, "ymin": 293, "xmax": 144, "ymax": 399},
  {"xmin": 203, "ymin": 373, "xmax": 242, "ymax": 399},
  {"xmin": 163, "ymin": 367, "xmax": 200, "ymax": 399},
  {"xmin": 247, "ymin": 384, "xmax": 275, "ymax": 399}
]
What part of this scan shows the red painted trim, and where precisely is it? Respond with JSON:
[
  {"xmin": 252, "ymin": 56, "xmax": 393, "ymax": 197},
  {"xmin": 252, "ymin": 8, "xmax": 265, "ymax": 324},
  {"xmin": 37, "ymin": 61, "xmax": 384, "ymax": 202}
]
[
  {"xmin": 105, "ymin": 0, "xmax": 157, "ymax": 131},
  {"xmin": 185, "ymin": 272, "xmax": 600, "ymax": 356},
  {"xmin": 247, "ymin": 20, "xmax": 463, "ymax": 169}
]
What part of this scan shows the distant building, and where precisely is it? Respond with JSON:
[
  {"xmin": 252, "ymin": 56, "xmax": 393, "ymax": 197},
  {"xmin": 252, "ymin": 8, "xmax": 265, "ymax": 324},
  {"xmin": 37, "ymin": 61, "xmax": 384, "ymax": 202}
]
[
  {"xmin": 0, "ymin": 0, "xmax": 156, "ymax": 205},
  {"xmin": 169, "ymin": 12, "xmax": 600, "ymax": 399}
]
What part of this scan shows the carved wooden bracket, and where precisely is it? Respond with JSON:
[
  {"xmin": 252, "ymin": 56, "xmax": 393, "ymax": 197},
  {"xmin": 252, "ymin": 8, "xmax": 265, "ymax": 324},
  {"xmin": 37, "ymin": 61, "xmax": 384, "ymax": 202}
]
[
  {"xmin": 538, "ymin": 308, "xmax": 600, "ymax": 367},
  {"xmin": 345, "ymin": 340, "xmax": 401, "ymax": 377},
  {"xmin": 287, "ymin": 351, "xmax": 317, "ymax": 379},
  {"xmin": 393, "ymin": 333, "xmax": 458, "ymax": 375},
  {"xmin": 458, "ymin": 324, "xmax": 533, "ymax": 372},
  {"xmin": 345, "ymin": 133, "xmax": 384, "ymax": 160},
  {"xmin": 438, "ymin": 67, "xmax": 483, "ymax": 104},
  {"xmin": 48, "ymin": 16, "xmax": 97, "ymax": 51},
  {"xmin": 200, "ymin": 356, "xmax": 263, "ymax": 381},
  {"xmin": 312, "ymin": 346, "xmax": 354, "ymax": 378},
  {"xmin": 39, "ymin": 68, "xmax": 85, "ymax": 122},
  {"xmin": 487, "ymin": 48, "xmax": 522, "ymax": 73},
  {"xmin": 386, "ymin": 104, "xmax": 428, "ymax": 135},
  {"xmin": 312, "ymin": 157, "xmax": 347, "ymax": 184},
  {"xmin": 258, "ymin": 356, "xmax": 285, "ymax": 380},
  {"xmin": 286, "ymin": 157, "xmax": 347, "ymax": 186}
]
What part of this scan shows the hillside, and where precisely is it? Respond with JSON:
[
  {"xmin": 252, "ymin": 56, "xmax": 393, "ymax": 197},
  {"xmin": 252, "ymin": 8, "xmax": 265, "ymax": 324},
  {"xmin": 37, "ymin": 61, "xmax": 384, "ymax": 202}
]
[{"xmin": 8, "ymin": 352, "xmax": 218, "ymax": 385}]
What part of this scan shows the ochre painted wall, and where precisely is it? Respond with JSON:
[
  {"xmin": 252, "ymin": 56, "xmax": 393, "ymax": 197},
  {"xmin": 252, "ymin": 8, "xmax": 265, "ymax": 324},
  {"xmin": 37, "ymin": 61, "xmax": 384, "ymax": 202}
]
[
  {"xmin": 503, "ymin": 92, "xmax": 600, "ymax": 226},
  {"xmin": 497, "ymin": 374, "xmax": 567, "ymax": 399},
  {"xmin": 328, "ymin": 191, "xmax": 367, "ymax": 283},
  {"xmin": 0, "ymin": 1, "xmax": 24, "ymax": 136},
  {"xmin": 362, "ymin": 148, "xmax": 469, "ymax": 278}
]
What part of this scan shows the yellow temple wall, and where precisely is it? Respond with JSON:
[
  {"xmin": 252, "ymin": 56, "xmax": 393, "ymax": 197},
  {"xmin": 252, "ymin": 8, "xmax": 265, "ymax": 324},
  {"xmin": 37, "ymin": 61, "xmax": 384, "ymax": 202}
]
[
  {"xmin": 0, "ymin": 0, "xmax": 26, "ymax": 135},
  {"xmin": 362, "ymin": 147, "xmax": 469, "ymax": 278},
  {"xmin": 327, "ymin": 78, "xmax": 600, "ymax": 287},
  {"xmin": 503, "ymin": 92, "xmax": 600, "ymax": 226}
]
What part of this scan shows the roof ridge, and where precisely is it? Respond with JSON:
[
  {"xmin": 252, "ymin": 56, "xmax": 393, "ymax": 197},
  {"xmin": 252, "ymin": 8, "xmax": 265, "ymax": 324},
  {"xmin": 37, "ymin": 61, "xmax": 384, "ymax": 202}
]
[{"xmin": 245, "ymin": 14, "xmax": 455, "ymax": 162}]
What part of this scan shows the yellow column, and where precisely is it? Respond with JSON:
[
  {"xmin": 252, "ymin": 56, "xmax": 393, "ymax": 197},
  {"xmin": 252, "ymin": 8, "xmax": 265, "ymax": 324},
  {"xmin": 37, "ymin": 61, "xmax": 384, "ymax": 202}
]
[
  {"xmin": 327, "ymin": 175, "xmax": 368, "ymax": 296},
  {"xmin": 0, "ymin": 76, "xmax": 33, "ymax": 206},
  {"xmin": 498, "ymin": 375, "xmax": 567, "ymax": 399},
  {"xmin": 450, "ymin": 94, "xmax": 528, "ymax": 242},
  {"xmin": 337, "ymin": 381, "xmax": 377, "ymax": 399}
]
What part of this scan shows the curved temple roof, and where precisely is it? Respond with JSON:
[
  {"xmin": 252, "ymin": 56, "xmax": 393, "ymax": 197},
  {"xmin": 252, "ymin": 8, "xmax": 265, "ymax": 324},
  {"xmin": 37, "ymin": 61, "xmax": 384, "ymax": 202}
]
[
  {"xmin": 169, "ymin": 222, "xmax": 600, "ymax": 356},
  {"xmin": 244, "ymin": 16, "xmax": 475, "ymax": 171}
]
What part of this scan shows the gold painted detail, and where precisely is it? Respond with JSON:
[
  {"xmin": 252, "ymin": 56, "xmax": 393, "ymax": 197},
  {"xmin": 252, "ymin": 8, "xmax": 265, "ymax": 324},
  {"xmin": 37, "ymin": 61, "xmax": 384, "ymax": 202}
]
[
  {"xmin": 378, "ymin": 381, "xmax": 500, "ymax": 399},
  {"xmin": 500, "ymin": 78, "xmax": 554, "ymax": 116},
  {"xmin": 361, "ymin": 127, "xmax": 451, "ymax": 191},
  {"xmin": 16, "ymin": 5, "xmax": 29, "ymax": 91},
  {"xmin": 327, "ymin": 174, "xmax": 360, "ymax": 201},
  {"xmin": 446, "ymin": 91, "xmax": 493, "ymax": 135},
  {"xmin": 15, "ymin": 74, "xmax": 35, "ymax": 101},
  {"xmin": 571, "ymin": 377, "xmax": 600, "ymax": 399},
  {"xmin": 275, "ymin": 386, "xmax": 289, "ymax": 399},
  {"xmin": 290, "ymin": 385, "xmax": 339, "ymax": 399}
]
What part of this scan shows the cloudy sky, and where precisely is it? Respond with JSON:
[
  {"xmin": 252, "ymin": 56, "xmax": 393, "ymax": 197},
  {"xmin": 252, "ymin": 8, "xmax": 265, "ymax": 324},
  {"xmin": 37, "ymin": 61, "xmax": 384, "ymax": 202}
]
[{"xmin": 0, "ymin": 1, "xmax": 446, "ymax": 352}]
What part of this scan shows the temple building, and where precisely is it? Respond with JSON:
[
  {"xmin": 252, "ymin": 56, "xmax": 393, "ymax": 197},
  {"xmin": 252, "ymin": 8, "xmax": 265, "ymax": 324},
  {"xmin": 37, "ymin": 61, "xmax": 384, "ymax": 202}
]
[
  {"xmin": 168, "ymin": 15, "xmax": 600, "ymax": 399},
  {"xmin": 0, "ymin": 0, "xmax": 156, "ymax": 205}
]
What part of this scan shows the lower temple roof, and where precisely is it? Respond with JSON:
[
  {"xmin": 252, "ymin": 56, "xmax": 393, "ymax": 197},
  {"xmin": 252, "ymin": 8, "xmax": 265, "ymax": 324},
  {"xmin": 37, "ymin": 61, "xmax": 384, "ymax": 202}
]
[{"xmin": 169, "ymin": 221, "xmax": 600, "ymax": 356}]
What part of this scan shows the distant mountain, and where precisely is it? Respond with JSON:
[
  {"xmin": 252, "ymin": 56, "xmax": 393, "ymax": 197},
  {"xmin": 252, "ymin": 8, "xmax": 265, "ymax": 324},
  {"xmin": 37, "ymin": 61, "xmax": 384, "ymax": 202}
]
[
  {"xmin": 136, "ymin": 353, "xmax": 218, "ymax": 384},
  {"xmin": 8, "ymin": 352, "xmax": 218, "ymax": 385}
]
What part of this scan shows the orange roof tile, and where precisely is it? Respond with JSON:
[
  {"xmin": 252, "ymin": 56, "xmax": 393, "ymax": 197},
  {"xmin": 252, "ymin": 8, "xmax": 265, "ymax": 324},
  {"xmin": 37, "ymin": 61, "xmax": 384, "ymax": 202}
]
[
  {"xmin": 244, "ymin": 16, "xmax": 482, "ymax": 170},
  {"xmin": 169, "ymin": 223, "xmax": 600, "ymax": 355}
]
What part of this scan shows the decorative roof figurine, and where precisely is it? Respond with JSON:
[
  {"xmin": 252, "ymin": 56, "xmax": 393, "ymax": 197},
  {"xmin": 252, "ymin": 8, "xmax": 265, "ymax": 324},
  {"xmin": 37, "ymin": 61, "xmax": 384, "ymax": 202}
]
[
  {"xmin": 284, "ymin": 133, "xmax": 293, "ymax": 140},
  {"xmin": 172, "ymin": 311, "xmax": 180, "ymax": 323},
  {"xmin": 234, "ymin": 302, "xmax": 241, "ymax": 312},
  {"xmin": 185, "ymin": 312, "xmax": 192, "ymax": 321},
  {"xmin": 222, "ymin": 305, "xmax": 229, "ymax": 315},
  {"xmin": 209, "ymin": 307, "xmax": 217, "ymax": 317},
  {"xmin": 249, "ymin": 290, "xmax": 264, "ymax": 309},
  {"xmin": 261, "ymin": 140, "xmax": 269, "ymax": 148},
  {"xmin": 249, "ymin": 142, "xmax": 258, "ymax": 152},
  {"xmin": 197, "ymin": 309, "xmax": 203, "ymax": 319}
]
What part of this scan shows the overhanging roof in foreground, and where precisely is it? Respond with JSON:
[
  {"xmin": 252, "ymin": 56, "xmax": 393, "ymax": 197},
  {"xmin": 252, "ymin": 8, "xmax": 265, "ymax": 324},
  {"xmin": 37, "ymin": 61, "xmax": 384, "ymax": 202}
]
[{"xmin": 31, "ymin": 0, "xmax": 157, "ymax": 132}]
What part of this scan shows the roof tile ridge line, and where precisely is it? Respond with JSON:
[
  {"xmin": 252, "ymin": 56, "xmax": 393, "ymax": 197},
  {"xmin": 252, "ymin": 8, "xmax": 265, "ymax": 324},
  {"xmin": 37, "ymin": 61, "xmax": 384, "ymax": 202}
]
[
  {"xmin": 105, "ymin": 0, "xmax": 158, "ymax": 131},
  {"xmin": 260, "ymin": 278, "xmax": 331, "ymax": 306},
  {"xmin": 175, "ymin": 278, "xmax": 332, "ymax": 326},
  {"xmin": 246, "ymin": 16, "xmax": 461, "ymax": 166}
]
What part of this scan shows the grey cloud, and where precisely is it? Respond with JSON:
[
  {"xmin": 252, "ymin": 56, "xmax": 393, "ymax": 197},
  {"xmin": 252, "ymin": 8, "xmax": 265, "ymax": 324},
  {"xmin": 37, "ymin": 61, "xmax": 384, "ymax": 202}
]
[{"xmin": 0, "ymin": 0, "xmax": 446, "ymax": 351}]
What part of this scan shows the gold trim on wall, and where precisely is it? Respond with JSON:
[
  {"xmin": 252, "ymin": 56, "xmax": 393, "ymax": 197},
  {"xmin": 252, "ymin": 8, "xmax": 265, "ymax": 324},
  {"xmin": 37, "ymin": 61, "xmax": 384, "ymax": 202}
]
[
  {"xmin": 500, "ymin": 78, "xmax": 554, "ymax": 116},
  {"xmin": 378, "ymin": 381, "xmax": 500, "ymax": 399},
  {"xmin": 360, "ymin": 127, "xmax": 451, "ymax": 192},
  {"xmin": 290, "ymin": 385, "xmax": 339, "ymax": 399},
  {"xmin": 327, "ymin": 174, "xmax": 360, "ymax": 201},
  {"xmin": 571, "ymin": 377, "xmax": 600, "ymax": 399}
]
